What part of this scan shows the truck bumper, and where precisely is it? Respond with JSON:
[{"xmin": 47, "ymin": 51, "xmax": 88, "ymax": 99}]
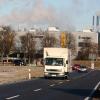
[{"xmin": 44, "ymin": 72, "xmax": 68, "ymax": 78}]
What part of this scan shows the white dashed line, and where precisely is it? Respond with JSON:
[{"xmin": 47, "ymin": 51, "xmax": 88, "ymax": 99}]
[
  {"xmin": 34, "ymin": 88, "xmax": 42, "ymax": 92},
  {"xmin": 84, "ymin": 81, "xmax": 100, "ymax": 100},
  {"xmin": 6, "ymin": 95, "xmax": 20, "ymax": 100},
  {"xmin": 66, "ymin": 80, "xmax": 70, "ymax": 82},
  {"xmin": 58, "ymin": 82, "xmax": 63, "ymax": 84},
  {"xmin": 50, "ymin": 84, "xmax": 55, "ymax": 87}
]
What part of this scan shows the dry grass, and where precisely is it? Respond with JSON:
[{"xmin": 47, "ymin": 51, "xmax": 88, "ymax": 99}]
[{"xmin": 0, "ymin": 66, "xmax": 44, "ymax": 85}]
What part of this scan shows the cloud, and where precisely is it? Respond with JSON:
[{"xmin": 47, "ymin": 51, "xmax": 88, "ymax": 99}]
[
  {"xmin": 0, "ymin": 0, "xmax": 5, "ymax": 3},
  {"xmin": 0, "ymin": 0, "xmax": 75, "ymax": 31}
]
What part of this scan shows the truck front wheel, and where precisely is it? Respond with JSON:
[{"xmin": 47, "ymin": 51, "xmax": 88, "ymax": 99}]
[{"xmin": 64, "ymin": 72, "xmax": 70, "ymax": 79}]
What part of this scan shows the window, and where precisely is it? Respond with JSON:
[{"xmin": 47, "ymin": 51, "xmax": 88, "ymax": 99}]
[
  {"xmin": 78, "ymin": 36, "xmax": 91, "ymax": 40},
  {"xmin": 45, "ymin": 58, "xmax": 63, "ymax": 66},
  {"xmin": 78, "ymin": 42, "xmax": 90, "ymax": 47},
  {"xmin": 78, "ymin": 42, "xmax": 85, "ymax": 47}
]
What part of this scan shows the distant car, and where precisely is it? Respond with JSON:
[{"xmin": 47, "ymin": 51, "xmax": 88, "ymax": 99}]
[
  {"xmin": 72, "ymin": 64, "xmax": 80, "ymax": 71},
  {"xmin": 77, "ymin": 65, "xmax": 87, "ymax": 72},
  {"xmin": 13, "ymin": 59, "xmax": 26, "ymax": 66}
]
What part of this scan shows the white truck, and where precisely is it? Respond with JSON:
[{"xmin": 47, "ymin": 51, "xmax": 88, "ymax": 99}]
[{"xmin": 44, "ymin": 48, "xmax": 70, "ymax": 78}]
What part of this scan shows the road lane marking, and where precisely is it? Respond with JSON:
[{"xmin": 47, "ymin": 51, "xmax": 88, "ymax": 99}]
[
  {"xmin": 84, "ymin": 81, "xmax": 100, "ymax": 100},
  {"xmin": 66, "ymin": 80, "xmax": 70, "ymax": 82},
  {"xmin": 34, "ymin": 88, "xmax": 42, "ymax": 92},
  {"xmin": 74, "ymin": 70, "xmax": 93, "ymax": 80},
  {"xmin": 50, "ymin": 84, "xmax": 55, "ymax": 87},
  {"xmin": 6, "ymin": 95, "xmax": 20, "ymax": 100},
  {"xmin": 58, "ymin": 82, "xmax": 63, "ymax": 84}
]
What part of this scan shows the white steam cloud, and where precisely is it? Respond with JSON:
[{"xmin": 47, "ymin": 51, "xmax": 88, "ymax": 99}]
[{"xmin": 0, "ymin": 0, "xmax": 76, "ymax": 31}]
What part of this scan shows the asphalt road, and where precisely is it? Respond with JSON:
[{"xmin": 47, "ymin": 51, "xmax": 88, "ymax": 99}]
[
  {"xmin": 0, "ymin": 70, "xmax": 99, "ymax": 100},
  {"xmin": 92, "ymin": 84, "xmax": 100, "ymax": 100}
]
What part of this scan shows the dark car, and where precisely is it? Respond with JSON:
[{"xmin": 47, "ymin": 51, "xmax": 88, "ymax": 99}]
[
  {"xmin": 72, "ymin": 64, "xmax": 80, "ymax": 71},
  {"xmin": 13, "ymin": 59, "xmax": 26, "ymax": 66}
]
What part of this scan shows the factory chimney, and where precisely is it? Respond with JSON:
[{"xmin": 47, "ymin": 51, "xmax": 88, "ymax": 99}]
[
  {"xmin": 96, "ymin": 16, "xmax": 99, "ymax": 32},
  {"xmin": 96, "ymin": 16, "xmax": 99, "ymax": 26},
  {"xmin": 92, "ymin": 16, "xmax": 95, "ymax": 31}
]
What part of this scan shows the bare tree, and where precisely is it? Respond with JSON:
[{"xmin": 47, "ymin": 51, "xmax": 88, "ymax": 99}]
[
  {"xmin": 42, "ymin": 31, "xmax": 58, "ymax": 47},
  {"xmin": 0, "ymin": 26, "xmax": 16, "ymax": 58},
  {"xmin": 20, "ymin": 33, "xmax": 36, "ymax": 64},
  {"xmin": 76, "ymin": 38, "xmax": 98, "ymax": 60},
  {"xmin": 67, "ymin": 33, "xmax": 76, "ymax": 52},
  {"xmin": 60, "ymin": 32, "xmax": 76, "ymax": 50},
  {"xmin": 89, "ymin": 42, "xmax": 98, "ymax": 60}
]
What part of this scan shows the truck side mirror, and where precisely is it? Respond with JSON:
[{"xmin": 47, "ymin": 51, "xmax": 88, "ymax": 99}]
[
  {"xmin": 64, "ymin": 63, "xmax": 66, "ymax": 67},
  {"xmin": 66, "ymin": 60, "xmax": 68, "ymax": 64}
]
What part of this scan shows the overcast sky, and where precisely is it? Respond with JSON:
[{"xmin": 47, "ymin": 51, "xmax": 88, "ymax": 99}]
[{"xmin": 0, "ymin": 0, "xmax": 100, "ymax": 31}]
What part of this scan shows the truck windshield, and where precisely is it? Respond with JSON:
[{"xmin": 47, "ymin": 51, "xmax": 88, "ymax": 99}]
[{"xmin": 45, "ymin": 58, "xmax": 63, "ymax": 66}]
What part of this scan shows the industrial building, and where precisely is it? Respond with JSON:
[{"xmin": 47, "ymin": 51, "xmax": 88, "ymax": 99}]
[
  {"xmin": 72, "ymin": 29, "xmax": 98, "ymax": 58},
  {"xmin": 72, "ymin": 15, "xmax": 100, "ymax": 59}
]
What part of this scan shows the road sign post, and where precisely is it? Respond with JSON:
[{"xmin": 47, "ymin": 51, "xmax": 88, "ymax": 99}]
[
  {"xmin": 91, "ymin": 61, "xmax": 94, "ymax": 69},
  {"xmin": 28, "ymin": 69, "xmax": 31, "ymax": 79},
  {"xmin": 89, "ymin": 53, "xmax": 95, "ymax": 70}
]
